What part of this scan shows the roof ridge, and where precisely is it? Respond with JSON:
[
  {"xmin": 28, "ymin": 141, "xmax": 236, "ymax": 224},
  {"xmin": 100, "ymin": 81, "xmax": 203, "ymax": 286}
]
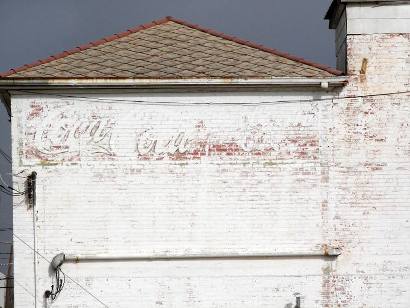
[{"xmin": 0, "ymin": 16, "xmax": 342, "ymax": 78}]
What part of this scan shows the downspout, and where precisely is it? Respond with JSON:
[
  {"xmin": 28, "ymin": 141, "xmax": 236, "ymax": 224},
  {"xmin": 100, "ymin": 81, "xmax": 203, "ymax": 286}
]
[{"xmin": 28, "ymin": 172, "xmax": 38, "ymax": 308}]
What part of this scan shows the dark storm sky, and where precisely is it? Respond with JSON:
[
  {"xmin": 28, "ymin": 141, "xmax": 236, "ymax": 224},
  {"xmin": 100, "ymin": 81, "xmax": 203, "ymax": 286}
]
[{"xmin": 0, "ymin": 0, "xmax": 336, "ymax": 272}]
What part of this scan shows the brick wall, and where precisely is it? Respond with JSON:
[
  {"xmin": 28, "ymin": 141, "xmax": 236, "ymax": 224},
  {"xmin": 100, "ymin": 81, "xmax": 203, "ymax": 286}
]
[
  {"xmin": 12, "ymin": 90, "xmax": 340, "ymax": 307},
  {"xmin": 326, "ymin": 32, "xmax": 410, "ymax": 307}
]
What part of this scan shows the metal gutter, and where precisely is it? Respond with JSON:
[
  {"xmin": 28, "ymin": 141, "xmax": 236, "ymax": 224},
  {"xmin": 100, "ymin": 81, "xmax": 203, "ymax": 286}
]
[
  {"xmin": 0, "ymin": 77, "xmax": 348, "ymax": 90},
  {"xmin": 51, "ymin": 248, "xmax": 341, "ymax": 269}
]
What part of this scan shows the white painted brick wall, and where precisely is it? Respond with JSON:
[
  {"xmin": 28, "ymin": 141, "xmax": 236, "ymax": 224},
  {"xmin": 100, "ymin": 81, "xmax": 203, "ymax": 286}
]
[
  {"xmin": 326, "ymin": 32, "xmax": 410, "ymax": 307},
  {"xmin": 12, "ymin": 91, "xmax": 338, "ymax": 307}
]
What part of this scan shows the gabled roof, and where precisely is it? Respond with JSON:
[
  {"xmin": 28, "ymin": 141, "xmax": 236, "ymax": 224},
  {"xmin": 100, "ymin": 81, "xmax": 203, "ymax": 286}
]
[{"xmin": 0, "ymin": 16, "xmax": 342, "ymax": 78}]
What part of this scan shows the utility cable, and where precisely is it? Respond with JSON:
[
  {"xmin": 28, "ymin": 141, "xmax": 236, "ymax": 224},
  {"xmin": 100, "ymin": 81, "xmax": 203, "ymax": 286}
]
[
  {"xmin": 13, "ymin": 170, "xmax": 30, "ymax": 178},
  {"xmin": 0, "ymin": 172, "xmax": 28, "ymax": 196},
  {"xmin": 0, "ymin": 187, "xmax": 25, "ymax": 196},
  {"xmin": 15, "ymin": 89, "xmax": 410, "ymax": 107},
  {"xmin": 46, "ymin": 266, "xmax": 65, "ymax": 300},
  {"xmin": 0, "ymin": 185, "xmax": 25, "ymax": 196},
  {"xmin": 13, "ymin": 232, "xmax": 110, "ymax": 308},
  {"xmin": 12, "ymin": 279, "xmax": 36, "ymax": 300},
  {"xmin": 0, "ymin": 274, "xmax": 38, "ymax": 304},
  {"xmin": 0, "ymin": 148, "xmax": 11, "ymax": 163}
]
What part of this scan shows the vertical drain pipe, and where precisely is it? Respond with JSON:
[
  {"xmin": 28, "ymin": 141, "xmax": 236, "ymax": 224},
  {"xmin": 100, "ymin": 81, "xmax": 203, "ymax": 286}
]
[
  {"xmin": 28, "ymin": 172, "xmax": 38, "ymax": 307},
  {"xmin": 295, "ymin": 294, "xmax": 301, "ymax": 308}
]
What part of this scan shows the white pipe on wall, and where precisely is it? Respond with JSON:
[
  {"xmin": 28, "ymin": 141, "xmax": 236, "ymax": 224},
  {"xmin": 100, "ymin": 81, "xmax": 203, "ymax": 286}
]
[{"xmin": 53, "ymin": 249, "xmax": 341, "ymax": 268}]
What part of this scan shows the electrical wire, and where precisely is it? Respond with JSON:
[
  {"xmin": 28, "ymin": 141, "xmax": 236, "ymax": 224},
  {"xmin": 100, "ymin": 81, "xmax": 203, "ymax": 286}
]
[
  {"xmin": 12, "ymin": 279, "xmax": 37, "ymax": 301},
  {"xmin": 0, "ymin": 148, "xmax": 11, "ymax": 163},
  {"xmin": 0, "ymin": 185, "xmax": 25, "ymax": 196},
  {"xmin": 13, "ymin": 232, "xmax": 110, "ymax": 308},
  {"xmin": 47, "ymin": 267, "xmax": 65, "ymax": 300},
  {"xmin": 0, "ymin": 271, "xmax": 37, "ymax": 303},
  {"xmin": 0, "ymin": 171, "xmax": 28, "ymax": 196},
  {"xmin": 0, "ymin": 250, "xmax": 36, "ymax": 299},
  {"xmin": 13, "ymin": 170, "xmax": 29, "ymax": 178},
  {"xmin": 7, "ymin": 185, "xmax": 26, "ymax": 194},
  {"xmin": 0, "ymin": 187, "xmax": 25, "ymax": 196},
  {"xmin": 15, "ymin": 89, "xmax": 410, "ymax": 107}
]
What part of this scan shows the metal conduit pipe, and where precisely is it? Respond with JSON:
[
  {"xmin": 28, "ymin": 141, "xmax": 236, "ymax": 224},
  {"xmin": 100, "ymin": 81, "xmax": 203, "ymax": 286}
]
[{"xmin": 51, "ymin": 248, "xmax": 341, "ymax": 269}]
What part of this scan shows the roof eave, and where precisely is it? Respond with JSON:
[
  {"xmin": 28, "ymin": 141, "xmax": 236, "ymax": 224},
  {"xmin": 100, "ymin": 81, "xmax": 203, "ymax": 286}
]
[{"xmin": 0, "ymin": 77, "xmax": 348, "ymax": 90}]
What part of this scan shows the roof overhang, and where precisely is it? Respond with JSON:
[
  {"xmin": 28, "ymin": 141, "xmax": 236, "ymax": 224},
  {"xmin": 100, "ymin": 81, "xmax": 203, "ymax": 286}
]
[
  {"xmin": 0, "ymin": 77, "xmax": 347, "ymax": 117},
  {"xmin": 0, "ymin": 77, "xmax": 347, "ymax": 90}
]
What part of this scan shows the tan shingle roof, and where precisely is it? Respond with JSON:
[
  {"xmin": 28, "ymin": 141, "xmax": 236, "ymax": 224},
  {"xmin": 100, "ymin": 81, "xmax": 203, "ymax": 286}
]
[{"xmin": 0, "ymin": 17, "xmax": 342, "ymax": 78}]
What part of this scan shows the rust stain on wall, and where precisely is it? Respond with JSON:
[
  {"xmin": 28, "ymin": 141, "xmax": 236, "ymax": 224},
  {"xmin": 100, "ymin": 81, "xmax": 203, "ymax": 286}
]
[{"xmin": 26, "ymin": 102, "xmax": 44, "ymax": 120}]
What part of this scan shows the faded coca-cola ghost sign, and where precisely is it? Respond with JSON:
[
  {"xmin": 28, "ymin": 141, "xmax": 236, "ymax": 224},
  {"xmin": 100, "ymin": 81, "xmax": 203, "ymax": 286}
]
[
  {"xmin": 23, "ymin": 102, "xmax": 319, "ymax": 163},
  {"xmin": 24, "ymin": 102, "xmax": 116, "ymax": 162},
  {"xmin": 135, "ymin": 122, "xmax": 318, "ymax": 161}
]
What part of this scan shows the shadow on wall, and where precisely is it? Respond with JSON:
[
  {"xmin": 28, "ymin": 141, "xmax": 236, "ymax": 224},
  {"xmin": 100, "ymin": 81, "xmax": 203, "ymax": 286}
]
[{"xmin": 0, "ymin": 103, "xmax": 12, "ymax": 276}]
